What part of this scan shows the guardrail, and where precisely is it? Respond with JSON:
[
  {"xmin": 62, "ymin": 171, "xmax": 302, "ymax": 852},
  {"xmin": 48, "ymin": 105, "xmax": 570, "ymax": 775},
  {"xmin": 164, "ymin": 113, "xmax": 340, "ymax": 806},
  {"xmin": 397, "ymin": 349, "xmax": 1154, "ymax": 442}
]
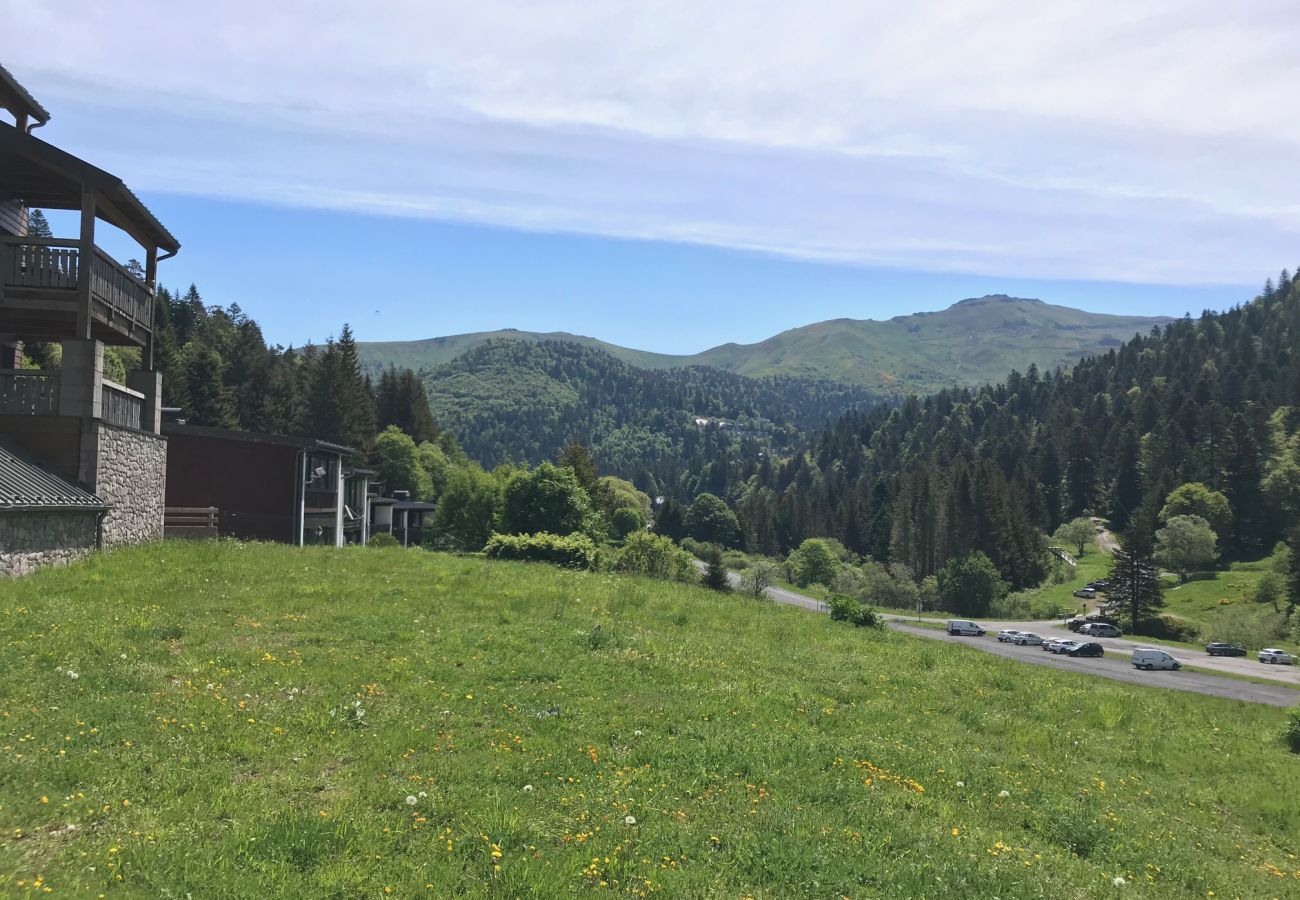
[
  {"xmin": 101, "ymin": 379, "xmax": 144, "ymax": 430},
  {"xmin": 0, "ymin": 368, "xmax": 59, "ymax": 415}
]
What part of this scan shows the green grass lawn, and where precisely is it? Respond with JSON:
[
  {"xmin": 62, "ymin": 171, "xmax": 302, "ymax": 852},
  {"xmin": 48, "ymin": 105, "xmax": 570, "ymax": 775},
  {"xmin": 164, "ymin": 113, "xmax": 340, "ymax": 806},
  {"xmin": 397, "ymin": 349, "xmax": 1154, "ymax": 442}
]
[
  {"xmin": 2, "ymin": 542, "xmax": 1299, "ymax": 898},
  {"xmin": 1159, "ymin": 556, "xmax": 1298, "ymax": 653},
  {"xmin": 1007, "ymin": 543, "xmax": 1114, "ymax": 620}
]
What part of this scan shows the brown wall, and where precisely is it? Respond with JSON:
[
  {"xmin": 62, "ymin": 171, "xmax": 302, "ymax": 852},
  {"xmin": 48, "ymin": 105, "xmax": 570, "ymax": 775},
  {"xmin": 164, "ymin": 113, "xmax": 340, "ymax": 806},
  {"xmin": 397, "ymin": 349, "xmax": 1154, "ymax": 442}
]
[
  {"xmin": 0, "ymin": 200, "xmax": 26, "ymax": 237},
  {"xmin": 164, "ymin": 431, "xmax": 300, "ymax": 543}
]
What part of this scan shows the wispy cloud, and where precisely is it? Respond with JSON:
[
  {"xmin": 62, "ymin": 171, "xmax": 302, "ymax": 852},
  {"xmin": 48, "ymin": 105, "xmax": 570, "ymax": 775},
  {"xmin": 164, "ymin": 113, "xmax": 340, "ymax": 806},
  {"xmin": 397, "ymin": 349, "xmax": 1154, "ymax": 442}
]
[{"xmin": 3, "ymin": 0, "xmax": 1296, "ymax": 283}]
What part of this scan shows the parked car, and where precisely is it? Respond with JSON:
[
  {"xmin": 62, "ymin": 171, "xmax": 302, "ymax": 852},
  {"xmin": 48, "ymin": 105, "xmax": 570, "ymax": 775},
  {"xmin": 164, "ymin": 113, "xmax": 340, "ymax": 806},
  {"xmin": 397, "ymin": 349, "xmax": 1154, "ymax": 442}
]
[
  {"xmin": 1132, "ymin": 647, "xmax": 1181, "ymax": 670},
  {"xmin": 1258, "ymin": 648, "xmax": 1295, "ymax": 665},
  {"xmin": 1052, "ymin": 639, "xmax": 1081, "ymax": 655},
  {"xmin": 1080, "ymin": 623, "xmax": 1122, "ymax": 638},
  {"xmin": 1013, "ymin": 632, "xmax": 1043, "ymax": 646},
  {"xmin": 1068, "ymin": 642, "xmax": 1104, "ymax": 658},
  {"xmin": 947, "ymin": 620, "xmax": 985, "ymax": 636},
  {"xmin": 1204, "ymin": 642, "xmax": 1247, "ymax": 657},
  {"xmin": 996, "ymin": 630, "xmax": 1023, "ymax": 643},
  {"xmin": 1042, "ymin": 637, "xmax": 1066, "ymax": 652},
  {"xmin": 1072, "ymin": 588, "xmax": 1097, "ymax": 599},
  {"xmin": 1067, "ymin": 614, "xmax": 1118, "ymax": 633},
  {"xmin": 1086, "ymin": 579, "xmax": 1110, "ymax": 591}
]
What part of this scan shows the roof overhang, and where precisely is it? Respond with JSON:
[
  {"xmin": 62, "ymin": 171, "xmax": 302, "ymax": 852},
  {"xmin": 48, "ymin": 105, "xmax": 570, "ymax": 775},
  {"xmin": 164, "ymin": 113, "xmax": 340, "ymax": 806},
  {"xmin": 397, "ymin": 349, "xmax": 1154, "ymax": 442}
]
[
  {"xmin": 0, "ymin": 63, "xmax": 50, "ymax": 129},
  {"xmin": 0, "ymin": 121, "xmax": 180, "ymax": 255}
]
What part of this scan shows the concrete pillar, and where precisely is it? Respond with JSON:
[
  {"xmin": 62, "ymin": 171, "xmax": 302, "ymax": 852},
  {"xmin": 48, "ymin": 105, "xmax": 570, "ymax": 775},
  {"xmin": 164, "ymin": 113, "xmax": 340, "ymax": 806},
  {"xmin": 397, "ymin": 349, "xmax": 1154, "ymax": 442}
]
[
  {"xmin": 126, "ymin": 369, "xmax": 162, "ymax": 434},
  {"xmin": 59, "ymin": 339, "xmax": 103, "ymax": 419}
]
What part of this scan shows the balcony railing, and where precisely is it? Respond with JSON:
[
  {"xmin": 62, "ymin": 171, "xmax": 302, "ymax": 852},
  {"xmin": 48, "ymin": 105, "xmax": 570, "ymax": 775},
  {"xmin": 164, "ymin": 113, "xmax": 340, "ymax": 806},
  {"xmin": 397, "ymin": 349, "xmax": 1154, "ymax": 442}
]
[
  {"xmin": 0, "ymin": 236, "xmax": 153, "ymax": 336},
  {"xmin": 101, "ymin": 379, "xmax": 144, "ymax": 430},
  {"xmin": 0, "ymin": 368, "xmax": 60, "ymax": 415}
]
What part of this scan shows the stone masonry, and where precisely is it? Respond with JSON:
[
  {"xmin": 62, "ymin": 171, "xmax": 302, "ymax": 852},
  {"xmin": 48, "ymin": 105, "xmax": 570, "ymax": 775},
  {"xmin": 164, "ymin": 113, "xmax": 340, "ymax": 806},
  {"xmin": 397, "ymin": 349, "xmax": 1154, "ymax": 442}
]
[
  {"xmin": 91, "ymin": 422, "xmax": 167, "ymax": 547},
  {"xmin": 0, "ymin": 510, "xmax": 100, "ymax": 576}
]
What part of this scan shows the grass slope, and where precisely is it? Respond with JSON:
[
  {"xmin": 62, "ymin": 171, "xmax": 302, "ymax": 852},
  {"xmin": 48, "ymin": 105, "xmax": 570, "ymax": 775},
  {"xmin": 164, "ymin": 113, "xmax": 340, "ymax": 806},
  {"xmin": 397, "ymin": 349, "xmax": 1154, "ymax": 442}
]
[
  {"xmin": 357, "ymin": 296, "xmax": 1172, "ymax": 395},
  {"xmin": 2, "ymin": 543, "xmax": 1298, "ymax": 898}
]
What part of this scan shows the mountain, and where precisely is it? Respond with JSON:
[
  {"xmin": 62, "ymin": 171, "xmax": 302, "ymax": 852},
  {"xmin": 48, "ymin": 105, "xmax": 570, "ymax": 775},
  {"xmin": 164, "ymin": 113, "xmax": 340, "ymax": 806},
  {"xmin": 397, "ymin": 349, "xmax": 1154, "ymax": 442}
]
[
  {"xmin": 357, "ymin": 296, "xmax": 1175, "ymax": 395},
  {"xmin": 419, "ymin": 338, "xmax": 881, "ymax": 488}
]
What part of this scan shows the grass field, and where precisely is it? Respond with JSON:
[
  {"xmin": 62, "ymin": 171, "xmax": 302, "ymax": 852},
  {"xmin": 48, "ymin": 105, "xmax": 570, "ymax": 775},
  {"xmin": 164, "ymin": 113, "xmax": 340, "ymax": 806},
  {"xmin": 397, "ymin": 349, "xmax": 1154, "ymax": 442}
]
[{"xmin": 2, "ymin": 542, "xmax": 1299, "ymax": 898}]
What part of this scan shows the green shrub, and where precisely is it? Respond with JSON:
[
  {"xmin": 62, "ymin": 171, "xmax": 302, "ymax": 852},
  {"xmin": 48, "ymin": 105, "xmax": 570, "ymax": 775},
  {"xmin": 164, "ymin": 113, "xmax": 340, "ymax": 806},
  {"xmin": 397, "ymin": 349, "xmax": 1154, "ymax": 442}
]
[
  {"xmin": 368, "ymin": 533, "xmax": 400, "ymax": 548},
  {"xmin": 615, "ymin": 531, "xmax": 696, "ymax": 583},
  {"xmin": 827, "ymin": 594, "xmax": 883, "ymax": 628},
  {"xmin": 483, "ymin": 532, "xmax": 599, "ymax": 570},
  {"xmin": 1286, "ymin": 708, "xmax": 1300, "ymax": 754}
]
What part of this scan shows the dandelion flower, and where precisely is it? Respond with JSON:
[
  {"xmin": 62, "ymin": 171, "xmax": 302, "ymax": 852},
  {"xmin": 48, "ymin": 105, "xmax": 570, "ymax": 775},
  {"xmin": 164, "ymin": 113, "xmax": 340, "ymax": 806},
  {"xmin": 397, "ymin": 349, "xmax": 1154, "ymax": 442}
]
[
  {"xmin": 68, "ymin": 671, "xmax": 79, "ymax": 680},
  {"xmin": 955, "ymin": 781, "xmax": 964, "ymax": 788},
  {"xmin": 405, "ymin": 795, "xmax": 418, "ymax": 806},
  {"xmin": 418, "ymin": 791, "xmax": 427, "ymax": 798},
  {"xmin": 522, "ymin": 785, "xmax": 534, "ymax": 793},
  {"xmin": 1112, "ymin": 876, "xmax": 1127, "ymax": 887},
  {"xmin": 634, "ymin": 730, "xmax": 643, "ymax": 737},
  {"xmin": 625, "ymin": 815, "xmax": 637, "ymax": 826},
  {"xmin": 999, "ymin": 790, "xmax": 1010, "ymax": 798}
]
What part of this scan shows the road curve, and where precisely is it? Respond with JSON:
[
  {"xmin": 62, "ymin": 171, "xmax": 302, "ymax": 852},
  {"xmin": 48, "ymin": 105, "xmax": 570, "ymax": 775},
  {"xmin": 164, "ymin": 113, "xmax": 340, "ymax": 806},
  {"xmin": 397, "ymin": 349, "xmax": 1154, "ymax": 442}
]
[{"xmin": 720, "ymin": 567, "xmax": 1300, "ymax": 707}]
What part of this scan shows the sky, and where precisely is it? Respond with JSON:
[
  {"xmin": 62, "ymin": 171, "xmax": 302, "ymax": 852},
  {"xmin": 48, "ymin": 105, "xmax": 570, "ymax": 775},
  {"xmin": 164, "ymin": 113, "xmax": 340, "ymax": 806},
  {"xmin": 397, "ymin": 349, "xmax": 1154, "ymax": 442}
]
[{"xmin": 3, "ymin": 1, "xmax": 1294, "ymax": 352}]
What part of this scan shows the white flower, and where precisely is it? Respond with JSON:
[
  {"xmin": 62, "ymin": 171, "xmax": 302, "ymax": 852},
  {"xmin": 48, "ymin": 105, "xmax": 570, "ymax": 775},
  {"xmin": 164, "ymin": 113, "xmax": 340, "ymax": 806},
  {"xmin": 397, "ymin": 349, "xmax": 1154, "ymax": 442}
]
[
  {"xmin": 120, "ymin": 653, "xmax": 127, "ymax": 660},
  {"xmin": 522, "ymin": 785, "xmax": 534, "ymax": 793},
  {"xmin": 634, "ymin": 730, "xmax": 643, "ymax": 737},
  {"xmin": 67, "ymin": 671, "xmax": 79, "ymax": 680},
  {"xmin": 1112, "ymin": 876, "xmax": 1127, "ymax": 887},
  {"xmin": 624, "ymin": 815, "xmax": 637, "ymax": 826},
  {"xmin": 405, "ymin": 795, "xmax": 418, "ymax": 806},
  {"xmin": 999, "ymin": 790, "xmax": 1010, "ymax": 798},
  {"xmin": 955, "ymin": 781, "xmax": 964, "ymax": 788},
  {"xmin": 418, "ymin": 791, "xmax": 427, "ymax": 799}
]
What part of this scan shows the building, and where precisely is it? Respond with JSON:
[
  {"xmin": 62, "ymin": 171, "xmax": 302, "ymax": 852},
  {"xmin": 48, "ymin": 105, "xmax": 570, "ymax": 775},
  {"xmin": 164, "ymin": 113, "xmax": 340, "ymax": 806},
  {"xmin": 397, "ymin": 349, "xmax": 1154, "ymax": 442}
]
[
  {"xmin": 0, "ymin": 438, "xmax": 107, "ymax": 575},
  {"xmin": 0, "ymin": 63, "xmax": 178, "ymax": 558},
  {"xmin": 162, "ymin": 424, "xmax": 371, "ymax": 547}
]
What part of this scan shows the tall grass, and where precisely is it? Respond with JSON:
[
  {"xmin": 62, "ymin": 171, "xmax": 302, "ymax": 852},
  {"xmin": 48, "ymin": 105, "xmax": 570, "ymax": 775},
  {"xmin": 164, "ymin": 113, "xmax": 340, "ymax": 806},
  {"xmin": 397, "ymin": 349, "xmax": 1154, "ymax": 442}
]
[{"xmin": 1, "ymin": 542, "xmax": 1297, "ymax": 897}]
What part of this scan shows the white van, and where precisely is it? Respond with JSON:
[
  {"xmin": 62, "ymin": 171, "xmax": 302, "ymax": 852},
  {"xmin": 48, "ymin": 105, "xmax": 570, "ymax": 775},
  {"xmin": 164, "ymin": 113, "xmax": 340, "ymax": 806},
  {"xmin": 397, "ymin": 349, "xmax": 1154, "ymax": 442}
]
[
  {"xmin": 947, "ymin": 620, "xmax": 985, "ymax": 636},
  {"xmin": 1132, "ymin": 647, "xmax": 1181, "ymax": 671}
]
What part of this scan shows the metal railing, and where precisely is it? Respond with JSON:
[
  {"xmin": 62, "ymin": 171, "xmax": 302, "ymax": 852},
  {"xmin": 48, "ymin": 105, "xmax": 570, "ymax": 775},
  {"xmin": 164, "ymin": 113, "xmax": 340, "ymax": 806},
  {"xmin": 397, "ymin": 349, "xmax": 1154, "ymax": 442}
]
[
  {"xmin": 0, "ymin": 368, "xmax": 59, "ymax": 415},
  {"xmin": 101, "ymin": 379, "xmax": 144, "ymax": 430}
]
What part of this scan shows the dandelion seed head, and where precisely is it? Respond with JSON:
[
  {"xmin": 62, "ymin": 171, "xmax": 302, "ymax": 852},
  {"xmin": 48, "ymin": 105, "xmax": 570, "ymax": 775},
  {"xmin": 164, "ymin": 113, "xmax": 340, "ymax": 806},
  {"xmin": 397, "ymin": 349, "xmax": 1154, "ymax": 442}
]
[
  {"xmin": 1113, "ymin": 876, "xmax": 1128, "ymax": 887},
  {"xmin": 624, "ymin": 815, "xmax": 637, "ymax": 826},
  {"xmin": 999, "ymin": 790, "xmax": 1010, "ymax": 798},
  {"xmin": 522, "ymin": 784, "xmax": 534, "ymax": 793},
  {"xmin": 405, "ymin": 795, "xmax": 418, "ymax": 806}
]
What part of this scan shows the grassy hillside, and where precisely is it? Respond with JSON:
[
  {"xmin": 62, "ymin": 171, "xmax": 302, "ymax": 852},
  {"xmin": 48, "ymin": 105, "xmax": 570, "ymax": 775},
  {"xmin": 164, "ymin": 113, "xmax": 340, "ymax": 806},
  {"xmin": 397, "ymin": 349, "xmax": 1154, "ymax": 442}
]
[
  {"xmin": 357, "ymin": 296, "xmax": 1173, "ymax": 395},
  {"xmin": 2, "ymin": 544, "xmax": 1297, "ymax": 898}
]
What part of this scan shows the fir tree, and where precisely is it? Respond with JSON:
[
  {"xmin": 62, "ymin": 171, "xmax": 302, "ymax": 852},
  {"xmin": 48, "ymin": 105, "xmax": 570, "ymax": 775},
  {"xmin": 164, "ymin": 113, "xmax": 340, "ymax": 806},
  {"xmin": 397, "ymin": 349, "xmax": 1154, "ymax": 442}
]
[{"xmin": 1101, "ymin": 547, "xmax": 1165, "ymax": 631}]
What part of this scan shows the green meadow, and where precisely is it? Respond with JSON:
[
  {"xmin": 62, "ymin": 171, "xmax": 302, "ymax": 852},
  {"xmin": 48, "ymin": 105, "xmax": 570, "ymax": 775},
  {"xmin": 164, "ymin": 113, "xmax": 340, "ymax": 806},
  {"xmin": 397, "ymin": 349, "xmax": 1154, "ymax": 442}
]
[{"xmin": 1, "ymin": 542, "xmax": 1298, "ymax": 898}]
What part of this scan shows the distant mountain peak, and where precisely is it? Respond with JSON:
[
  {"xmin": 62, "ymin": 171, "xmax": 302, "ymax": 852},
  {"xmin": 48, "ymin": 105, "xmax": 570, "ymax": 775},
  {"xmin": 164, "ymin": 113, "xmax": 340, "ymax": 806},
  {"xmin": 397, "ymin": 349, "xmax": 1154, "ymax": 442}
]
[{"xmin": 951, "ymin": 294, "xmax": 1043, "ymax": 307}]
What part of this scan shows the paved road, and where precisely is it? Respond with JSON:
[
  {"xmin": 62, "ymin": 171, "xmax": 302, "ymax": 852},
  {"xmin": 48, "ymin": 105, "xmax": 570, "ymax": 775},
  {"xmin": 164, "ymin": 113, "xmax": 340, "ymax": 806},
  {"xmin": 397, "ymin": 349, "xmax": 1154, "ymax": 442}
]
[
  {"xmin": 718, "ymin": 567, "xmax": 1300, "ymax": 707},
  {"xmin": 887, "ymin": 623, "xmax": 1300, "ymax": 708}
]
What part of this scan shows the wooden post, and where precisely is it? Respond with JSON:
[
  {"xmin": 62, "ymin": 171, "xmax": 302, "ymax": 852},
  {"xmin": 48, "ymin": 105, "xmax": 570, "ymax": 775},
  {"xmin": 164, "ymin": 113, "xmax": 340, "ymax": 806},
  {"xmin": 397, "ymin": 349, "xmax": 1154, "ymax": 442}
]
[
  {"xmin": 143, "ymin": 245, "xmax": 158, "ymax": 369},
  {"xmin": 77, "ymin": 187, "xmax": 96, "ymax": 340}
]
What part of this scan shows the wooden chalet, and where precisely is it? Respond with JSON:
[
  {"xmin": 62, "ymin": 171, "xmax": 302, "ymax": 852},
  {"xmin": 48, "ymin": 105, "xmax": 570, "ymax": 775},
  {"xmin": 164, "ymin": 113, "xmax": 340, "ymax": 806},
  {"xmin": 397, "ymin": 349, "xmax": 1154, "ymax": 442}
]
[{"xmin": 0, "ymin": 63, "xmax": 178, "ymax": 551}]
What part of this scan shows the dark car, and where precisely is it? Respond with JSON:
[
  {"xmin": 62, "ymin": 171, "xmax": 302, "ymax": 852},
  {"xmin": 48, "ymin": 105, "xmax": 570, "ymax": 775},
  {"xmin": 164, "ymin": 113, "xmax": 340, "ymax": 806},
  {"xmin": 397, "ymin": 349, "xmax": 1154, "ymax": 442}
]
[
  {"xmin": 1204, "ymin": 642, "xmax": 1247, "ymax": 657},
  {"xmin": 1067, "ymin": 614, "xmax": 1118, "ymax": 633},
  {"xmin": 1068, "ymin": 642, "xmax": 1104, "ymax": 658}
]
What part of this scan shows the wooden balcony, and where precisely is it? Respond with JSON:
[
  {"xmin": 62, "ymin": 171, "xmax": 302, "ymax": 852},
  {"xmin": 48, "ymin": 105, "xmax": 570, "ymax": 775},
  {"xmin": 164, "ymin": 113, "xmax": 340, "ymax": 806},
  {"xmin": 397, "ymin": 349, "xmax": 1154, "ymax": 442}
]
[
  {"xmin": 0, "ymin": 369, "xmax": 144, "ymax": 430},
  {"xmin": 0, "ymin": 235, "xmax": 154, "ymax": 346}
]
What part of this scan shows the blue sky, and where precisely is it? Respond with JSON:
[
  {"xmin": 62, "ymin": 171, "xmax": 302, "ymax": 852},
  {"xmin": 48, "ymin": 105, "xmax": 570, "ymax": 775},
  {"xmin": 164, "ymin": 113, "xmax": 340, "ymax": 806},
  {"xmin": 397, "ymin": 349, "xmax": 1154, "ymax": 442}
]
[{"xmin": 5, "ymin": 1, "xmax": 1294, "ymax": 351}]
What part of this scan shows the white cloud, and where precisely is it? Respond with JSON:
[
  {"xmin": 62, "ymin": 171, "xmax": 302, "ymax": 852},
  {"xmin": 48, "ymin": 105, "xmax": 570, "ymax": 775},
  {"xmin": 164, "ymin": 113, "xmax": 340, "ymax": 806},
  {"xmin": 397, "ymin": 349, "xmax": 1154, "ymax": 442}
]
[{"xmin": 2, "ymin": 0, "xmax": 1296, "ymax": 283}]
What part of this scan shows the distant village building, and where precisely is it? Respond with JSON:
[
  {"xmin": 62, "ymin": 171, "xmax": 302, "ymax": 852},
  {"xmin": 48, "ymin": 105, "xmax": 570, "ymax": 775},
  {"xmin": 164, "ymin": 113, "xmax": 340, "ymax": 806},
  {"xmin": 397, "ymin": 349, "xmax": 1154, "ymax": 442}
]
[
  {"xmin": 1, "ymin": 63, "xmax": 179, "ymax": 573},
  {"xmin": 163, "ymin": 424, "xmax": 370, "ymax": 547}
]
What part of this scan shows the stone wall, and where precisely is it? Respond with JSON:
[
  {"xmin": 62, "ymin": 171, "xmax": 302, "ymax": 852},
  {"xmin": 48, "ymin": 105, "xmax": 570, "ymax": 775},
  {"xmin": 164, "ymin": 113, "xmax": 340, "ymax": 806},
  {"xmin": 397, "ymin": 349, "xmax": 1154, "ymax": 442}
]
[
  {"xmin": 0, "ymin": 510, "xmax": 99, "ymax": 576},
  {"xmin": 92, "ymin": 423, "xmax": 167, "ymax": 547}
]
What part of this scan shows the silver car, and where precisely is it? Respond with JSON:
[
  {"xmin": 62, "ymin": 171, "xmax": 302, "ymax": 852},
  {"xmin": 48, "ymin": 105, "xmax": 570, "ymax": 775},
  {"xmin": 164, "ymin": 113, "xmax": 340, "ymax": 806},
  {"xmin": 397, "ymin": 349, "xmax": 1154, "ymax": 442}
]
[
  {"xmin": 1258, "ymin": 648, "xmax": 1295, "ymax": 665},
  {"xmin": 996, "ymin": 630, "xmax": 1023, "ymax": 643},
  {"xmin": 1013, "ymin": 632, "xmax": 1043, "ymax": 646}
]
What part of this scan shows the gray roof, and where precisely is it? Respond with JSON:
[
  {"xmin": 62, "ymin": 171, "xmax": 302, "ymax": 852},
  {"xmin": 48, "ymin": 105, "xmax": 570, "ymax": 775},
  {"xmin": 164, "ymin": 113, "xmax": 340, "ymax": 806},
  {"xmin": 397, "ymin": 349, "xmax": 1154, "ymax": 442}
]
[
  {"xmin": 0, "ymin": 441, "xmax": 105, "ymax": 511},
  {"xmin": 0, "ymin": 63, "xmax": 50, "ymax": 127}
]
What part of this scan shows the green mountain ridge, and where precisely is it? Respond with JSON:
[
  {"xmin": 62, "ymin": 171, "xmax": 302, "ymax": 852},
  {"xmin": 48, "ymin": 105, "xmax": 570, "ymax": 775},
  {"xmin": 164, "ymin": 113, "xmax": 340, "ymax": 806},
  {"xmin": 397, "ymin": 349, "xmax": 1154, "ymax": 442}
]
[{"xmin": 358, "ymin": 295, "xmax": 1175, "ymax": 394}]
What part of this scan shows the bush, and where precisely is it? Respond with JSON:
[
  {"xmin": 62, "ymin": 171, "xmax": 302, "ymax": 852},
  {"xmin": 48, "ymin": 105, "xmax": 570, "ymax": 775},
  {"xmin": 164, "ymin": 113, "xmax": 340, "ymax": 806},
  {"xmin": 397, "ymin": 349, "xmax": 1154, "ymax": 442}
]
[
  {"xmin": 614, "ymin": 531, "xmax": 696, "ymax": 583},
  {"xmin": 827, "ymin": 594, "xmax": 884, "ymax": 628},
  {"xmin": 369, "ymin": 532, "xmax": 400, "ymax": 549},
  {"xmin": 722, "ymin": 551, "xmax": 750, "ymax": 570},
  {"xmin": 1286, "ymin": 708, "xmax": 1300, "ymax": 754},
  {"xmin": 483, "ymin": 532, "xmax": 599, "ymax": 570}
]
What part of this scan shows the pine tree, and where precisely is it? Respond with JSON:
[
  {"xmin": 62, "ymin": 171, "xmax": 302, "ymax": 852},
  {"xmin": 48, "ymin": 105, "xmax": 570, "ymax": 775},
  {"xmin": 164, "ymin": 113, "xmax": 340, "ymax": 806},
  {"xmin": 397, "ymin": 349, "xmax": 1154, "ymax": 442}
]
[
  {"xmin": 1101, "ymin": 547, "xmax": 1164, "ymax": 631},
  {"xmin": 26, "ymin": 208, "xmax": 52, "ymax": 238}
]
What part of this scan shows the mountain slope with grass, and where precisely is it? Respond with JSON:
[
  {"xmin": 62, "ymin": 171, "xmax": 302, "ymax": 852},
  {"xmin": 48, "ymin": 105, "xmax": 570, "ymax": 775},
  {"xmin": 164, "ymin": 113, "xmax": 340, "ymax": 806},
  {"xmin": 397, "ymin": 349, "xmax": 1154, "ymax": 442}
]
[
  {"xmin": 2, "ymin": 542, "xmax": 1297, "ymax": 898},
  {"xmin": 357, "ymin": 296, "xmax": 1173, "ymax": 395}
]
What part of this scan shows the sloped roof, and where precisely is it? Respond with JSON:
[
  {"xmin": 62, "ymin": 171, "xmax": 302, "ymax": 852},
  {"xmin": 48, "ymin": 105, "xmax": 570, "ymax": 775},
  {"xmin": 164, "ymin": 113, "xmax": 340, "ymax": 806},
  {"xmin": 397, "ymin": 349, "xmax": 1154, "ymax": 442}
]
[
  {"xmin": 0, "ymin": 441, "xmax": 105, "ymax": 511},
  {"xmin": 0, "ymin": 63, "xmax": 50, "ymax": 127}
]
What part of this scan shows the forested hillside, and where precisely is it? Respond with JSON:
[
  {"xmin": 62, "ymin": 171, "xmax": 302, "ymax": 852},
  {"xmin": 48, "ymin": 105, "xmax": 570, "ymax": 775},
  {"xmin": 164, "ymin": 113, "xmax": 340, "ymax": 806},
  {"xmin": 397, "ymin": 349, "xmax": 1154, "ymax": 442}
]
[
  {"xmin": 358, "ymin": 295, "xmax": 1172, "ymax": 395},
  {"xmin": 420, "ymin": 339, "xmax": 881, "ymax": 493},
  {"xmin": 718, "ymin": 272, "xmax": 1300, "ymax": 594}
]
